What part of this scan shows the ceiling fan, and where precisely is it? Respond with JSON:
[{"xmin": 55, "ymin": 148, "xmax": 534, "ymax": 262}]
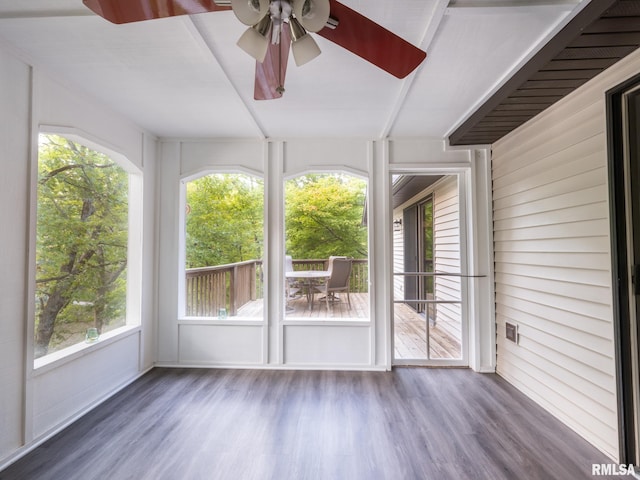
[{"xmin": 82, "ymin": 0, "xmax": 427, "ymax": 100}]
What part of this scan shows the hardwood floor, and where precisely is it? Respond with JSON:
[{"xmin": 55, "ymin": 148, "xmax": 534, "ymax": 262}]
[{"xmin": 0, "ymin": 368, "xmax": 618, "ymax": 480}]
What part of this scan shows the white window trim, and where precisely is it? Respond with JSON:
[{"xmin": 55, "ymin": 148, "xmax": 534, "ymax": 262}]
[
  {"xmin": 30, "ymin": 127, "xmax": 144, "ymax": 369},
  {"xmin": 178, "ymin": 167, "xmax": 266, "ymax": 322}
]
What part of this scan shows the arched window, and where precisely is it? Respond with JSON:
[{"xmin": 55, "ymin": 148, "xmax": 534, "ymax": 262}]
[
  {"xmin": 34, "ymin": 132, "xmax": 141, "ymax": 359},
  {"xmin": 182, "ymin": 172, "xmax": 265, "ymax": 320},
  {"xmin": 284, "ymin": 172, "xmax": 369, "ymax": 321}
]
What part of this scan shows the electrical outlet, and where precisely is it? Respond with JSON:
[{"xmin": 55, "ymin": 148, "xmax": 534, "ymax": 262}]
[{"xmin": 506, "ymin": 322, "xmax": 518, "ymax": 343}]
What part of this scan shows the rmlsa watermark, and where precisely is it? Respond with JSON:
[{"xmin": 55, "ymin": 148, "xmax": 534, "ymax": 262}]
[{"xmin": 592, "ymin": 463, "xmax": 636, "ymax": 476}]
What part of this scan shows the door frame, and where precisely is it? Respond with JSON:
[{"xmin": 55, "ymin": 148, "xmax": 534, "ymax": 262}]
[
  {"xmin": 606, "ymin": 72, "xmax": 640, "ymax": 465},
  {"xmin": 390, "ymin": 172, "xmax": 468, "ymax": 367}
]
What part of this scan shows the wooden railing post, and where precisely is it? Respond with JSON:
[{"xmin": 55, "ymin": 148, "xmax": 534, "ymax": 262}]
[
  {"xmin": 250, "ymin": 262, "xmax": 256, "ymax": 300},
  {"xmin": 230, "ymin": 265, "xmax": 237, "ymax": 316}
]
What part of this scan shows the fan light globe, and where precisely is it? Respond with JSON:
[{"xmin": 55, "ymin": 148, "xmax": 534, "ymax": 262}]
[
  {"xmin": 289, "ymin": 17, "xmax": 321, "ymax": 66},
  {"xmin": 291, "ymin": 33, "xmax": 321, "ymax": 66},
  {"xmin": 292, "ymin": 0, "xmax": 330, "ymax": 33},
  {"xmin": 237, "ymin": 25, "xmax": 270, "ymax": 62},
  {"xmin": 231, "ymin": 0, "xmax": 270, "ymax": 26}
]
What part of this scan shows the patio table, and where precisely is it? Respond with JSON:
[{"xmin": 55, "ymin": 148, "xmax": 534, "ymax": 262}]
[{"xmin": 285, "ymin": 270, "xmax": 330, "ymax": 311}]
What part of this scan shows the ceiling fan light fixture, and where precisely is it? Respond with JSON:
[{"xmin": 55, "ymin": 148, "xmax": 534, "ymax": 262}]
[
  {"xmin": 289, "ymin": 18, "xmax": 321, "ymax": 66},
  {"xmin": 231, "ymin": 0, "xmax": 270, "ymax": 26},
  {"xmin": 237, "ymin": 15, "xmax": 272, "ymax": 62},
  {"xmin": 292, "ymin": 0, "xmax": 330, "ymax": 33}
]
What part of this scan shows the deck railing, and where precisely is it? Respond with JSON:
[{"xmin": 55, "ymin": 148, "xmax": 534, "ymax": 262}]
[
  {"xmin": 186, "ymin": 260, "xmax": 263, "ymax": 317},
  {"xmin": 186, "ymin": 258, "xmax": 368, "ymax": 317}
]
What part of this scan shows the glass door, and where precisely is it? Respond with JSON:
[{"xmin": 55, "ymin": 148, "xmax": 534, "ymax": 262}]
[{"xmin": 392, "ymin": 174, "xmax": 465, "ymax": 366}]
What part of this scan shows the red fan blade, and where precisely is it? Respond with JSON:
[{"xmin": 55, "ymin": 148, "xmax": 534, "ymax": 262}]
[
  {"xmin": 82, "ymin": 0, "xmax": 230, "ymax": 24},
  {"xmin": 254, "ymin": 24, "xmax": 291, "ymax": 100},
  {"xmin": 317, "ymin": 0, "xmax": 426, "ymax": 79}
]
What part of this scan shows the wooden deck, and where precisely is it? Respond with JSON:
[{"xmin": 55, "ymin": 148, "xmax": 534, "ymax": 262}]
[
  {"xmin": 393, "ymin": 303, "xmax": 462, "ymax": 360},
  {"xmin": 237, "ymin": 292, "xmax": 370, "ymax": 319},
  {"xmin": 238, "ymin": 293, "xmax": 461, "ymax": 360},
  {"xmin": 285, "ymin": 291, "xmax": 370, "ymax": 319}
]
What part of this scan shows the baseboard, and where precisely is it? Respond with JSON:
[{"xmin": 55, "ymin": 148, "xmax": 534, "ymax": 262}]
[{"xmin": 154, "ymin": 362, "xmax": 388, "ymax": 371}]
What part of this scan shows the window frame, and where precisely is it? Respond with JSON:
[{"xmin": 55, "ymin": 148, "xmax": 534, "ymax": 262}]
[
  {"xmin": 178, "ymin": 167, "xmax": 266, "ymax": 324},
  {"xmin": 281, "ymin": 169, "xmax": 371, "ymax": 324},
  {"xmin": 31, "ymin": 127, "xmax": 143, "ymax": 369}
]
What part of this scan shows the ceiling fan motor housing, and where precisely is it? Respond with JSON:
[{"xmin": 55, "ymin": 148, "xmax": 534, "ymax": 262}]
[{"xmin": 233, "ymin": 0, "xmax": 330, "ymax": 32}]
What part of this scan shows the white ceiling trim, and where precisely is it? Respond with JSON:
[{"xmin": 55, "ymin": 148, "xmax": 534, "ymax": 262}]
[
  {"xmin": 0, "ymin": 9, "xmax": 93, "ymax": 19},
  {"xmin": 446, "ymin": 0, "xmax": 581, "ymax": 15},
  {"xmin": 187, "ymin": 16, "xmax": 266, "ymax": 139},
  {"xmin": 379, "ymin": 0, "xmax": 450, "ymax": 139}
]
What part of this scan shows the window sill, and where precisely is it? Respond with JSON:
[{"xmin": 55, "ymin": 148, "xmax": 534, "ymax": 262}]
[
  {"xmin": 281, "ymin": 318, "xmax": 370, "ymax": 327},
  {"xmin": 33, "ymin": 325, "xmax": 141, "ymax": 376},
  {"xmin": 179, "ymin": 317, "xmax": 264, "ymax": 326}
]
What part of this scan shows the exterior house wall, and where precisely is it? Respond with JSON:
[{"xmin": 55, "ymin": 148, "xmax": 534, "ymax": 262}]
[
  {"xmin": 0, "ymin": 43, "xmax": 157, "ymax": 469},
  {"xmin": 392, "ymin": 222, "xmax": 404, "ymax": 300},
  {"xmin": 392, "ymin": 176, "xmax": 461, "ymax": 316},
  {"xmin": 492, "ymin": 46, "xmax": 640, "ymax": 461},
  {"xmin": 433, "ymin": 176, "xmax": 461, "ymax": 329}
]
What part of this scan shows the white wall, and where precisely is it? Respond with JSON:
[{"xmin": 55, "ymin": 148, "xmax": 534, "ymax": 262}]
[
  {"xmin": 0, "ymin": 44, "xmax": 157, "ymax": 469},
  {"xmin": 156, "ymin": 137, "xmax": 493, "ymax": 371},
  {"xmin": 492, "ymin": 47, "xmax": 640, "ymax": 461},
  {"xmin": 0, "ymin": 44, "xmax": 31, "ymax": 466}
]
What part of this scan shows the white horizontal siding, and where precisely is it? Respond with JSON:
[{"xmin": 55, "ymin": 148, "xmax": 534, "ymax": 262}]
[
  {"xmin": 434, "ymin": 177, "xmax": 461, "ymax": 331},
  {"xmin": 393, "ymin": 225, "xmax": 404, "ymax": 301},
  {"xmin": 489, "ymin": 50, "xmax": 640, "ymax": 461}
]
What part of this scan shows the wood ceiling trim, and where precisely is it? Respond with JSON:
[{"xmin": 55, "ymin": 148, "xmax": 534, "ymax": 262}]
[
  {"xmin": 448, "ymin": 0, "xmax": 640, "ymax": 146},
  {"xmin": 570, "ymin": 32, "xmax": 640, "ymax": 47},
  {"xmin": 529, "ymin": 68, "xmax": 604, "ymax": 80},
  {"xmin": 521, "ymin": 78, "xmax": 590, "ymax": 89},
  {"xmin": 501, "ymin": 96, "xmax": 563, "ymax": 104}
]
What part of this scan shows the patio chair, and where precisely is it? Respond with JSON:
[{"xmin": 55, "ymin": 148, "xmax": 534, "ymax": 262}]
[
  {"xmin": 314, "ymin": 257, "xmax": 352, "ymax": 312},
  {"xmin": 285, "ymin": 255, "xmax": 302, "ymax": 299}
]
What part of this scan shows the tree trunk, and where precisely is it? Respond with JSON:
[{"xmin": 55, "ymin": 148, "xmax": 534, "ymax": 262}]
[
  {"xmin": 35, "ymin": 288, "xmax": 71, "ymax": 357},
  {"xmin": 35, "ymin": 198, "xmax": 95, "ymax": 357}
]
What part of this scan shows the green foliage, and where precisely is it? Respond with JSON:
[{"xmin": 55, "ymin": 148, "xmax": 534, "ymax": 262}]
[
  {"xmin": 184, "ymin": 172, "xmax": 367, "ymax": 268},
  {"xmin": 35, "ymin": 134, "xmax": 129, "ymax": 357},
  {"xmin": 285, "ymin": 174, "xmax": 367, "ymax": 259},
  {"xmin": 185, "ymin": 174, "xmax": 264, "ymax": 268}
]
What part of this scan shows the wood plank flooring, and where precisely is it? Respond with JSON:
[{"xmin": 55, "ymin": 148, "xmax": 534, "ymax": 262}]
[{"xmin": 0, "ymin": 368, "xmax": 618, "ymax": 480}]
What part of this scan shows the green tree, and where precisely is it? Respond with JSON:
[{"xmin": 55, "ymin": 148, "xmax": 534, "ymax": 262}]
[
  {"xmin": 35, "ymin": 134, "xmax": 129, "ymax": 358},
  {"xmin": 185, "ymin": 174, "xmax": 264, "ymax": 268},
  {"xmin": 285, "ymin": 174, "xmax": 367, "ymax": 259}
]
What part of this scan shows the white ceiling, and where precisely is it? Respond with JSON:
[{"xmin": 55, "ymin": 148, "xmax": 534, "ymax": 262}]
[{"xmin": 0, "ymin": 0, "xmax": 587, "ymax": 140}]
